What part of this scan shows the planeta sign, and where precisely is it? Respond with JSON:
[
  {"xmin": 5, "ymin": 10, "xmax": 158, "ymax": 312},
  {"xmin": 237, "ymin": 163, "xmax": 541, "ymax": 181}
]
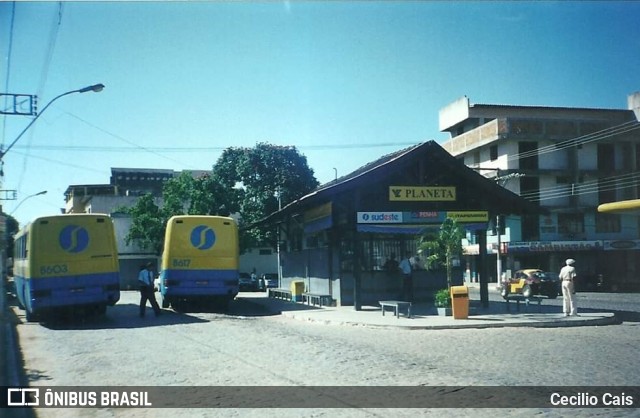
[{"xmin": 389, "ymin": 186, "xmax": 456, "ymax": 202}]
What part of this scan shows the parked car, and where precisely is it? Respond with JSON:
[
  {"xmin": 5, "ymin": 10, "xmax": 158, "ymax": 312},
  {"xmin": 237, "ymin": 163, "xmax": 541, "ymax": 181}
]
[
  {"xmin": 500, "ymin": 269, "xmax": 559, "ymax": 299},
  {"xmin": 238, "ymin": 272, "xmax": 258, "ymax": 291},
  {"xmin": 258, "ymin": 273, "xmax": 278, "ymax": 291},
  {"xmin": 574, "ymin": 273, "xmax": 609, "ymax": 292}
]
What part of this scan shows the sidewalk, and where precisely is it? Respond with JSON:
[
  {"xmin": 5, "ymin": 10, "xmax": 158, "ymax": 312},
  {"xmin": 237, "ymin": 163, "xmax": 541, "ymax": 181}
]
[{"xmin": 239, "ymin": 288, "xmax": 619, "ymax": 330}]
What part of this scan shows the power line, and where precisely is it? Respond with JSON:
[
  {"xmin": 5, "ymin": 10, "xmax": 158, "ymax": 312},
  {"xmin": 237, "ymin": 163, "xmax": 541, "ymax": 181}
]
[
  {"xmin": 9, "ymin": 149, "xmax": 107, "ymax": 174},
  {"xmin": 16, "ymin": 1, "xmax": 64, "ymax": 192},
  {"xmin": 8, "ymin": 142, "xmax": 422, "ymax": 153},
  {"xmin": 1, "ymin": 1, "xmax": 16, "ymax": 149},
  {"xmin": 63, "ymin": 111, "xmax": 203, "ymax": 169},
  {"xmin": 519, "ymin": 171, "xmax": 640, "ymax": 199},
  {"xmin": 506, "ymin": 120, "xmax": 640, "ymax": 161}
]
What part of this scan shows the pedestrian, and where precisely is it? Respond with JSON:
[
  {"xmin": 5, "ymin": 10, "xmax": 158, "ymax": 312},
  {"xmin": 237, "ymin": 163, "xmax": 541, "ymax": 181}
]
[
  {"xmin": 383, "ymin": 253, "xmax": 399, "ymax": 272},
  {"xmin": 399, "ymin": 252, "xmax": 413, "ymax": 301},
  {"xmin": 559, "ymin": 258, "xmax": 577, "ymax": 316},
  {"xmin": 138, "ymin": 262, "xmax": 161, "ymax": 317}
]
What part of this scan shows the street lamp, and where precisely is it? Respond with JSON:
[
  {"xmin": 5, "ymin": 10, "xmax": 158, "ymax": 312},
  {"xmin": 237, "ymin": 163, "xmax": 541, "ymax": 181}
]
[
  {"xmin": 495, "ymin": 172, "xmax": 525, "ymax": 288},
  {"xmin": 275, "ymin": 187, "xmax": 282, "ymax": 288},
  {"xmin": 1, "ymin": 83, "xmax": 105, "ymax": 159},
  {"xmin": 10, "ymin": 190, "xmax": 47, "ymax": 215}
]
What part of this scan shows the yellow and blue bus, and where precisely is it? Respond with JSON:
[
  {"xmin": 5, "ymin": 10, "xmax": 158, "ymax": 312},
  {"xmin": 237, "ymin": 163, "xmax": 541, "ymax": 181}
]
[
  {"xmin": 13, "ymin": 214, "xmax": 121, "ymax": 322},
  {"xmin": 159, "ymin": 215, "xmax": 239, "ymax": 311}
]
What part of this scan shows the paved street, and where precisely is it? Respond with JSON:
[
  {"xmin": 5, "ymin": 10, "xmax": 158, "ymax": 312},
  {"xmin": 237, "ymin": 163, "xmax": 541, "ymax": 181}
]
[{"xmin": 4, "ymin": 289, "xmax": 640, "ymax": 418}]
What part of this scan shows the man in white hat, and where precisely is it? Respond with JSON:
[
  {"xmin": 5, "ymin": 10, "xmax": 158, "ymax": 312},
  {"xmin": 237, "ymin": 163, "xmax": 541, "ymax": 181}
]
[{"xmin": 559, "ymin": 258, "xmax": 577, "ymax": 316}]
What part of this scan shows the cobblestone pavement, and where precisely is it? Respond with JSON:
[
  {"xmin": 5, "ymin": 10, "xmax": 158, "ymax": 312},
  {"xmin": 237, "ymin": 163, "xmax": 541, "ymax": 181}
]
[{"xmin": 5, "ymin": 290, "xmax": 639, "ymax": 418}]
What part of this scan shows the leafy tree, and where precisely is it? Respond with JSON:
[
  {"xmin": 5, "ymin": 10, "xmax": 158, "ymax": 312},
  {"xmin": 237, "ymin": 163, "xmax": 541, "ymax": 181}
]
[
  {"xmin": 213, "ymin": 142, "xmax": 319, "ymax": 248},
  {"xmin": 418, "ymin": 217, "xmax": 464, "ymax": 289},
  {"xmin": 123, "ymin": 143, "xmax": 318, "ymax": 253},
  {"xmin": 124, "ymin": 171, "xmax": 241, "ymax": 253},
  {"xmin": 3, "ymin": 213, "xmax": 20, "ymax": 260},
  {"xmin": 124, "ymin": 193, "xmax": 165, "ymax": 255},
  {"xmin": 161, "ymin": 171, "xmax": 195, "ymax": 216},
  {"xmin": 162, "ymin": 171, "xmax": 241, "ymax": 217}
]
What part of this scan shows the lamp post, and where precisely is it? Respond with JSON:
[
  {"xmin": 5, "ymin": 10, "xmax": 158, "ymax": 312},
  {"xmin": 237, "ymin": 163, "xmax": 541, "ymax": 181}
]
[
  {"xmin": 495, "ymin": 173, "xmax": 525, "ymax": 288},
  {"xmin": 275, "ymin": 187, "xmax": 282, "ymax": 288},
  {"xmin": 1, "ymin": 83, "xmax": 104, "ymax": 159},
  {"xmin": 10, "ymin": 190, "xmax": 47, "ymax": 215}
]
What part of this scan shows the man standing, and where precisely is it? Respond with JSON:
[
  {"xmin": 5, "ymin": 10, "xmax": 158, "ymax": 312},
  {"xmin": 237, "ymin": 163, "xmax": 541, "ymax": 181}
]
[
  {"xmin": 399, "ymin": 253, "xmax": 413, "ymax": 301},
  {"xmin": 559, "ymin": 258, "xmax": 577, "ymax": 316},
  {"xmin": 138, "ymin": 262, "xmax": 161, "ymax": 317}
]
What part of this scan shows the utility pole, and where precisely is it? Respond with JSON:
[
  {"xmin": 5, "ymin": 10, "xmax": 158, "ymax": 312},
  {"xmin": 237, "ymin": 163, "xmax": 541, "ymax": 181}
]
[
  {"xmin": 0, "ymin": 84, "xmax": 104, "ymax": 300},
  {"xmin": 1, "ymin": 93, "xmax": 37, "ymax": 116},
  {"xmin": 494, "ymin": 172, "xmax": 525, "ymax": 288}
]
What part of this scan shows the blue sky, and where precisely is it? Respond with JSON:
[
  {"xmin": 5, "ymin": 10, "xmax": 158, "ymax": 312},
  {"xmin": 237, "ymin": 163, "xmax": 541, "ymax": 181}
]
[{"xmin": 1, "ymin": 1, "xmax": 639, "ymax": 227}]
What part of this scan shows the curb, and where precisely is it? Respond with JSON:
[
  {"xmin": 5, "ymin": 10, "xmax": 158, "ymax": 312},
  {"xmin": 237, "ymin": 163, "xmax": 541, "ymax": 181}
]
[{"xmin": 280, "ymin": 311, "xmax": 620, "ymax": 330}]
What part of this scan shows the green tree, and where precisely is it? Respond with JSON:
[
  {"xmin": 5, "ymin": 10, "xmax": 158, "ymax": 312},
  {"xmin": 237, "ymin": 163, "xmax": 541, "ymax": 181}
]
[
  {"xmin": 418, "ymin": 217, "xmax": 465, "ymax": 289},
  {"xmin": 3, "ymin": 213, "xmax": 20, "ymax": 260},
  {"xmin": 124, "ymin": 171, "xmax": 242, "ymax": 253},
  {"xmin": 160, "ymin": 171, "xmax": 195, "ymax": 216},
  {"xmin": 213, "ymin": 142, "xmax": 319, "ymax": 248},
  {"xmin": 124, "ymin": 144, "xmax": 317, "ymax": 253},
  {"xmin": 161, "ymin": 171, "xmax": 241, "ymax": 217},
  {"xmin": 188, "ymin": 173, "xmax": 240, "ymax": 217},
  {"xmin": 124, "ymin": 193, "xmax": 165, "ymax": 255}
]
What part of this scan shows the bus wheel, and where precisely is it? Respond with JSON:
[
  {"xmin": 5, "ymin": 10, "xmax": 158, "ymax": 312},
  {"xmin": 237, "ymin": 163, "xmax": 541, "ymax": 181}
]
[
  {"xmin": 17, "ymin": 288, "xmax": 26, "ymax": 310},
  {"xmin": 25, "ymin": 309, "xmax": 38, "ymax": 323},
  {"xmin": 172, "ymin": 300, "xmax": 187, "ymax": 312},
  {"xmin": 95, "ymin": 304, "xmax": 107, "ymax": 316}
]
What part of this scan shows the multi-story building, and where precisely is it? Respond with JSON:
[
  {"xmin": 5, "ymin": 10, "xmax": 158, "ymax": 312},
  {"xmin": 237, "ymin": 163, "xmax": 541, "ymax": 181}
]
[{"xmin": 440, "ymin": 93, "xmax": 640, "ymax": 291}]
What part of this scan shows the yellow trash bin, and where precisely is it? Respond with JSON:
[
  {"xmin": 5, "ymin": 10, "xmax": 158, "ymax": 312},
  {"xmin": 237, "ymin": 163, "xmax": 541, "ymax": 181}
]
[
  {"xmin": 450, "ymin": 285, "xmax": 469, "ymax": 319},
  {"xmin": 291, "ymin": 280, "xmax": 305, "ymax": 302}
]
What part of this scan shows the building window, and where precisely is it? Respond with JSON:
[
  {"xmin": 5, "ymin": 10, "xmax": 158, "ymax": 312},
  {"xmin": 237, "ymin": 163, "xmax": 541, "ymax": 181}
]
[
  {"xmin": 597, "ymin": 143, "xmax": 615, "ymax": 173},
  {"xmin": 558, "ymin": 213, "xmax": 584, "ymax": 235},
  {"xmin": 595, "ymin": 213, "xmax": 621, "ymax": 233},
  {"xmin": 520, "ymin": 176, "xmax": 540, "ymax": 203},
  {"xmin": 518, "ymin": 141, "xmax": 538, "ymax": 170},
  {"xmin": 490, "ymin": 145, "xmax": 498, "ymax": 161},
  {"xmin": 339, "ymin": 239, "xmax": 354, "ymax": 272},
  {"xmin": 580, "ymin": 121, "xmax": 609, "ymax": 135},
  {"xmin": 369, "ymin": 238, "xmax": 404, "ymax": 271},
  {"xmin": 598, "ymin": 178, "xmax": 617, "ymax": 205},
  {"xmin": 511, "ymin": 119, "xmax": 543, "ymax": 135},
  {"xmin": 547, "ymin": 120, "xmax": 577, "ymax": 137}
]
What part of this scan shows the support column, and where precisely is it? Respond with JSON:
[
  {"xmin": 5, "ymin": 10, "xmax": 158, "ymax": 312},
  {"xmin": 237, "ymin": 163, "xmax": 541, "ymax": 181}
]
[{"xmin": 477, "ymin": 229, "xmax": 489, "ymax": 308}]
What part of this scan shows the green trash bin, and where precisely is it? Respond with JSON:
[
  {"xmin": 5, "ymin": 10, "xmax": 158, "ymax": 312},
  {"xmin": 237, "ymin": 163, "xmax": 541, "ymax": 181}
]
[
  {"xmin": 291, "ymin": 280, "xmax": 305, "ymax": 302},
  {"xmin": 450, "ymin": 285, "xmax": 469, "ymax": 319}
]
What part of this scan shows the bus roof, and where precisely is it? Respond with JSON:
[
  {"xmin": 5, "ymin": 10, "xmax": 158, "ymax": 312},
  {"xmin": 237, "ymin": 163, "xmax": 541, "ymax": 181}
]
[{"xmin": 597, "ymin": 199, "xmax": 640, "ymax": 214}]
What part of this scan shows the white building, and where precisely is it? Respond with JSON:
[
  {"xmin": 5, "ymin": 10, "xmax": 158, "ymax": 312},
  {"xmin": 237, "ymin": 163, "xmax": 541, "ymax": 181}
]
[{"xmin": 440, "ymin": 93, "xmax": 640, "ymax": 291}]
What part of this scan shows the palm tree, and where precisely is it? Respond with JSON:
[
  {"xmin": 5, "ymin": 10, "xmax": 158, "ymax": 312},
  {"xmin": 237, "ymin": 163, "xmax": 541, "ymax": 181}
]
[{"xmin": 418, "ymin": 217, "xmax": 464, "ymax": 289}]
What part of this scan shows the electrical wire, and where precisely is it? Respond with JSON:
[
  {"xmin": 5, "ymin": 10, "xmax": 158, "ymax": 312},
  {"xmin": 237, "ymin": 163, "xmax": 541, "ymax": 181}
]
[
  {"xmin": 1, "ymin": 1, "xmax": 16, "ymax": 150},
  {"xmin": 506, "ymin": 120, "xmax": 640, "ymax": 161},
  {"xmin": 62, "ymin": 111, "xmax": 201, "ymax": 169},
  {"xmin": 520, "ymin": 172, "xmax": 640, "ymax": 198},
  {"xmin": 16, "ymin": 1, "xmax": 64, "ymax": 191}
]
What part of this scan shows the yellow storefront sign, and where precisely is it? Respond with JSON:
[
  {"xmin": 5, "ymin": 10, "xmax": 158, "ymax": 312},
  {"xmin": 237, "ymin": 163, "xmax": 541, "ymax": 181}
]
[
  {"xmin": 389, "ymin": 186, "xmax": 456, "ymax": 201},
  {"xmin": 304, "ymin": 202, "xmax": 332, "ymax": 223},
  {"xmin": 446, "ymin": 211, "xmax": 489, "ymax": 222}
]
